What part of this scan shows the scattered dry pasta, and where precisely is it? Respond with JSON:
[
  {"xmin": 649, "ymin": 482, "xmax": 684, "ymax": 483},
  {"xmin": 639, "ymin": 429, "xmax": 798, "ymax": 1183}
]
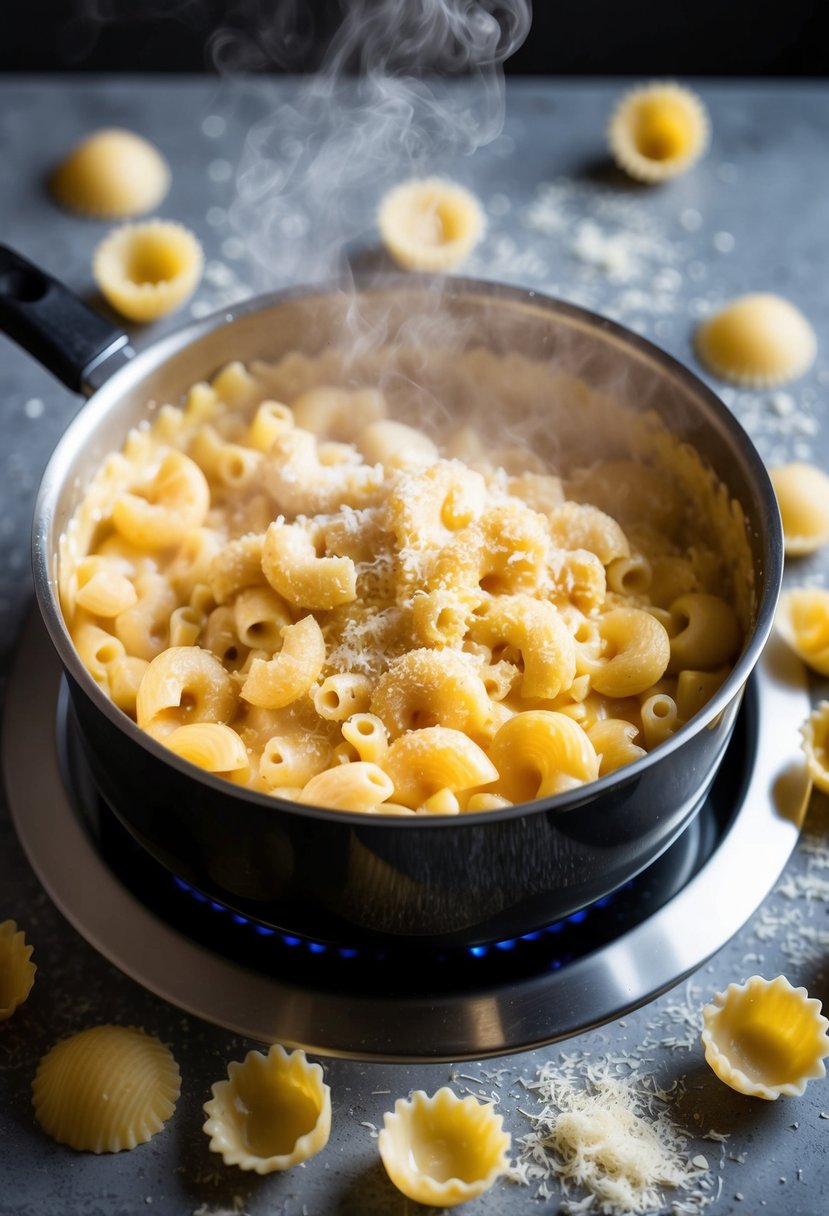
[
  {"xmin": 695, "ymin": 294, "xmax": 817, "ymax": 388},
  {"xmin": 32, "ymin": 1025, "xmax": 180, "ymax": 1152},
  {"xmin": 59, "ymin": 350, "xmax": 747, "ymax": 815},
  {"xmin": 203, "ymin": 1045, "xmax": 331, "ymax": 1173},
  {"xmin": 378, "ymin": 1087, "xmax": 510, "ymax": 1207},
  {"xmin": 701, "ymin": 976, "xmax": 829, "ymax": 1100},
  {"xmin": 0, "ymin": 920, "xmax": 36, "ymax": 1021},
  {"xmin": 776, "ymin": 588, "xmax": 829, "ymax": 675},
  {"xmin": 800, "ymin": 701, "xmax": 829, "ymax": 793},
  {"xmin": 770, "ymin": 462, "xmax": 829, "ymax": 555},
  {"xmin": 608, "ymin": 81, "xmax": 709, "ymax": 182},
  {"xmin": 50, "ymin": 128, "xmax": 170, "ymax": 218},
  {"xmin": 93, "ymin": 220, "xmax": 204, "ymax": 323},
  {"xmin": 378, "ymin": 178, "xmax": 484, "ymax": 271}
]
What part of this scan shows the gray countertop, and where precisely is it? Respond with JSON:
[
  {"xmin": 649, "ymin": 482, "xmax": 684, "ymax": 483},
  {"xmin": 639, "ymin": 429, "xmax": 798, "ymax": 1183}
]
[{"xmin": 1, "ymin": 76, "xmax": 828, "ymax": 1216}]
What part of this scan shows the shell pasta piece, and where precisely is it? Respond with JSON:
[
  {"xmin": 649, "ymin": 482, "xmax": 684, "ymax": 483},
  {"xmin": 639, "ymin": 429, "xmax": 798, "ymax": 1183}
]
[
  {"xmin": 608, "ymin": 82, "xmax": 709, "ymax": 182},
  {"xmin": 770, "ymin": 463, "xmax": 829, "ymax": 555},
  {"xmin": 378, "ymin": 1087, "xmax": 510, "ymax": 1207},
  {"xmin": 50, "ymin": 128, "xmax": 170, "ymax": 218},
  {"xmin": 776, "ymin": 588, "xmax": 829, "ymax": 675},
  {"xmin": 0, "ymin": 920, "xmax": 36, "ymax": 1021},
  {"xmin": 800, "ymin": 701, "xmax": 829, "ymax": 793},
  {"xmin": 32, "ymin": 1025, "xmax": 180, "ymax": 1152},
  {"xmin": 203, "ymin": 1044, "xmax": 331, "ymax": 1173},
  {"xmin": 93, "ymin": 220, "xmax": 204, "ymax": 322},
  {"xmin": 378, "ymin": 178, "xmax": 484, "ymax": 272},
  {"xmin": 701, "ymin": 976, "xmax": 829, "ymax": 1099},
  {"xmin": 695, "ymin": 294, "xmax": 817, "ymax": 388}
]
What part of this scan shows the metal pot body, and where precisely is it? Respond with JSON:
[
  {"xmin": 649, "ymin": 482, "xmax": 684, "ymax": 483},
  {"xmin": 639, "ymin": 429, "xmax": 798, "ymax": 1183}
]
[{"xmin": 27, "ymin": 277, "xmax": 782, "ymax": 946}]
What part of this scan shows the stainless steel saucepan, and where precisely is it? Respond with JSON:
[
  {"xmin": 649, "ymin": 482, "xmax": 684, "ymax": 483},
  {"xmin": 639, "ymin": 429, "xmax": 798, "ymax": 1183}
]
[{"xmin": 0, "ymin": 244, "xmax": 783, "ymax": 946}]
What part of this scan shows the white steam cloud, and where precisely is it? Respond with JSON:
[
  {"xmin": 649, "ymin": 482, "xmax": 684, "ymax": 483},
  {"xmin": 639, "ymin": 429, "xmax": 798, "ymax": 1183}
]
[{"xmin": 225, "ymin": 0, "xmax": 532, "ymax": 286}]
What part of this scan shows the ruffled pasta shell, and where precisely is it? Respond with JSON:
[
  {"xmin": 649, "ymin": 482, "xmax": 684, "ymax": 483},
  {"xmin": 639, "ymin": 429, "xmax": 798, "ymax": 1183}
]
[
  {"xmin": 378, "ymin": 1087, "xmax": 510, "ymax": 1207},
  {"xmin": 695, "ymin": 294, "xmax": 817, "ymax": 388},
  {"xmin": 32, "ymin": 1025, "xmax": 181, "ymax": 1152},
  {"xmin": 800, "ymin": 701, "xmax": 829, "ymax": 793},
  {"xmin": 776, "ymin": 588, "xmax": 829, "ymax": 675},
  {"xmin": 203, "ymin": 1044, "xmax": 331, "ymax": 1173},
  {"xmin": 0, "ymin": 919, "xmax": 36, "ymax": 1021},
  {"xmin": 93, "ymin": 220, "xmax": 204, "ymax": 323},
  {"xmin": 50, "ymin": 128, "xmax": 170, "ymax": 219},
  {"xmin": 701, "ymin": 975, "xmax": 829, "ymax": 1099},
  {"xmin": 378, "ymin": 178, "xmax": 484, "ymax": 272},
  {"xmin": 770, "ymin": 463, "xmax": 829, "ymax": 556},
  {"xmin": 608, "ymin": 82, "xmax": 709, "ymax": 182}
]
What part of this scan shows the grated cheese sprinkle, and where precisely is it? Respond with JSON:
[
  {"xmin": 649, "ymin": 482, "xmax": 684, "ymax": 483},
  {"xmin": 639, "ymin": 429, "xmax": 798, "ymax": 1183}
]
[{"xmin": 515, "ymin": 1058, "xmax": 714, "ymax": 1215}]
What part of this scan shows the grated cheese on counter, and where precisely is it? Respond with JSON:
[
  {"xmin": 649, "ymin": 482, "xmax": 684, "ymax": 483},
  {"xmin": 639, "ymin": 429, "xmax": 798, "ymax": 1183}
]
[{"xmin": 514, "ymin": 1058, "xmax": 714, "ymax": 1215}]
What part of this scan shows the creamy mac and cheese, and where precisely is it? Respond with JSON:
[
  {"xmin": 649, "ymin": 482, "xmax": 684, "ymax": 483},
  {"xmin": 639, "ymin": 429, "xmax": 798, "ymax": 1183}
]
[{"xmin": 59, "ymin": 354, "xmax": 745, "ymax": 814}]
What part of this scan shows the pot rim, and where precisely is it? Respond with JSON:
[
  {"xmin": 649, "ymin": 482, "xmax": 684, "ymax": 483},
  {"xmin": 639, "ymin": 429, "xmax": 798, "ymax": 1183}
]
[{"xmin": 32, "ymin": 275, "xmax": 784, "ymax": 828}]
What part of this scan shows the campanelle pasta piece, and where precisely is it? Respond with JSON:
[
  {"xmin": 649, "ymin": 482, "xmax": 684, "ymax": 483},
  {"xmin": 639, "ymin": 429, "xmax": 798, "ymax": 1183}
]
[
  {"xmin": 93, "ymin": 220, "xmax": 204, "ymax": 322},
  {"xmin": 800, "ymin": 701, "xmax": 829, "ymax": 793},
  {"xmin": 608, "ymin": 82, "xmax": 709, "ymax": 182},
  {"xmin": 203, "ymin": 1045, "xmax": 331, "ymax": 1173},
  {"xmin": 0, "ymin": 920, "xmax": 36, "ymax": 1021},
  {"xmin": 378, "ymin": 1087, "xmax": 510, "ymax": 1207},
  {"xmin": 695, "ymin": 294, "xmax": 817, "ymax": 388},
  {"xmin": 32, "ymin": 1026, "xmax": 180, "ymax": 1152},
  {"xmin": 701, "ymin": 976, "xmax": 829, "ymax": 1100},
  {"xmin": 50, "ymin": 128, "xmax": 170, "ymax": 218},
  {"xmin": 770, "ymin": 463, "xmax": 829, "ymax": 555},
  {"xmin": 378, "ymin": 178, "xmax": 485, "ymax": 272},
  {"xmin": 776, "ymin": 588, "xmax": 829, "ymax": 675}
]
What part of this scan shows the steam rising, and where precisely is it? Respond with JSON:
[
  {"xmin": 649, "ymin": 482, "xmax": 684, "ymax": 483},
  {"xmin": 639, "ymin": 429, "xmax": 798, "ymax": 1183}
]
[{"xmin": 227, "ymin": 0, "xmax": 532, "ymax": 286}]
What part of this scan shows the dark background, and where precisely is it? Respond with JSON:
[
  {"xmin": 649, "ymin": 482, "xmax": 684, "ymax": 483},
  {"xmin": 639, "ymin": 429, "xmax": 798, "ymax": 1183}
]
[{"xmin": 2, "ymin": 0, "xmax": 827, "ymax": 76}]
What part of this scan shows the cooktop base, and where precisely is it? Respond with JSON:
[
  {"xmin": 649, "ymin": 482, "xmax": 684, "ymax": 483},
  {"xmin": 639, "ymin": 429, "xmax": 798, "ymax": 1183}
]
[{"xmin": 4, "ymin": 608, "xmax": 811, "ymax": 1060}]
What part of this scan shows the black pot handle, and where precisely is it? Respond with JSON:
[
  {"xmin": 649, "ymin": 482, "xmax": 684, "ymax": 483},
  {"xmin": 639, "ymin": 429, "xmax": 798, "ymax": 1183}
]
[{"xmin": 0, "ymin": 244, "xmax": 133, "ymax": 395}]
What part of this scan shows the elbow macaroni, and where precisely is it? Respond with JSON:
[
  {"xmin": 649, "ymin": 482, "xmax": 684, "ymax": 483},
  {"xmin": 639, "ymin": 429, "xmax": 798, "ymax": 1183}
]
[{"xmin": 60, "ymin": 357, "xmax": 745, "ymax": 814}]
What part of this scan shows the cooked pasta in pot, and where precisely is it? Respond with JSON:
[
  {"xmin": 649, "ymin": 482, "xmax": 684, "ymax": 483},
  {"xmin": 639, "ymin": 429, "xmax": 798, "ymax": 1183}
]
[{"xmin": 59, "ymin": 350, "xmax": 747, "ymax": 814}]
